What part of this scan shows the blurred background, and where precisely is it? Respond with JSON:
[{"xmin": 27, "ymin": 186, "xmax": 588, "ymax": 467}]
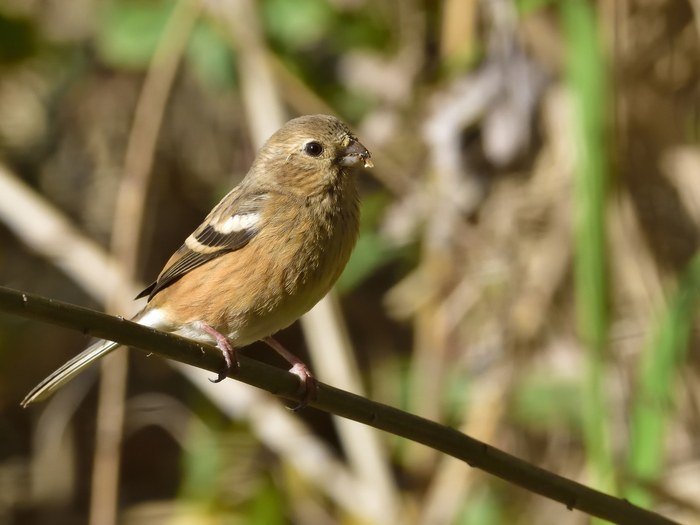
[{"xmin": 0, "ymin": 0, "xmax": 699, "ymax": 523}]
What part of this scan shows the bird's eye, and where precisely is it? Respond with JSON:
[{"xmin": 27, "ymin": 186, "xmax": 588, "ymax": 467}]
[{"xmin": 304, "ymin": 141, "xmax": 324, "ymax": 157}]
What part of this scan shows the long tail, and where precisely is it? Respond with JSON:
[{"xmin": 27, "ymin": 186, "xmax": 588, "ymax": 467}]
[{"xmin": 21, "ymin": 339, "xmax": 120, "ymax": 407}]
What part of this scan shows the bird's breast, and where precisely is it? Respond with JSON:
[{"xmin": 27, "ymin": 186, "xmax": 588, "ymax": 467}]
[
  {"xmin": 221, "ymin": 185, "xmax": 360, "ymax": 345},
  {"xmin": 149, "ymin": 181, "xmax": 360, "ymax": 348}
]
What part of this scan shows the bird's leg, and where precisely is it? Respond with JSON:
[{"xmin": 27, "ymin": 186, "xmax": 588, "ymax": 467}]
[
  {"xmin": 263, "ymin": 336, "xmax": 319, "ymax": 411},
  {"xmin": 198, "ymin": 322, "xmax": 239, "ymax": 383}
]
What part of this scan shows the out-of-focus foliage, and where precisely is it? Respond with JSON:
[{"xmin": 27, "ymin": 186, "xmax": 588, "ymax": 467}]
[{"xmin": 2, "ymin": 0, "xmax": 700, "ymax": 524}]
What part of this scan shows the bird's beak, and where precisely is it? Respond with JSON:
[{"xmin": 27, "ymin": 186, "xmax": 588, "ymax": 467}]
[{"xmin": 340, "ymin": 140, "xmax": 373, "ymax": 168}]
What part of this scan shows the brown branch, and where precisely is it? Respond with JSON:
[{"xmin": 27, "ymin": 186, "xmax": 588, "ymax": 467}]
[{"xmin": 1, "ymin": 286, "xmax": 680, "ymax": 525}]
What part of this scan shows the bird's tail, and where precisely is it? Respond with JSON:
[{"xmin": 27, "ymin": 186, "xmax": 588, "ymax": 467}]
[{"xmin": 21, "ymin": 339, "xmax": 120, "ymax": 407}]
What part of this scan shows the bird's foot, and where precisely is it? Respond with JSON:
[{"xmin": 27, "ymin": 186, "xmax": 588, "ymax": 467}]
[
  {"xmin": 198, "ymin": 322, "xmax": 239, "ymax": 382},
  {"xmin": 263, "ymin": 336, "xmax": 319, "ymax": 411},
  {"xmin": 287, "ymin": 362, "xmax": 319, "ymax": 411}
]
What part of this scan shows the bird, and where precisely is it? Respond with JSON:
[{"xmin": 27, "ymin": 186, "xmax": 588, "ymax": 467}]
[{"xmin": 22, "ymin": 114, "xmax": 372, "ymax": 410}]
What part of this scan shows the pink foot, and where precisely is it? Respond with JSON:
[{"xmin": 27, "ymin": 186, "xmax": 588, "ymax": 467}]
[
  {"xmin": 198, "ymin": 322, "xmax": 239, "ymax": 383},
  {"xmin": 287, "ymin": 362, "xmax": 319, "ymax": 411},
  {"xmin": 264, "ymin": 336, "xmax": 319, "ymax": 411}
]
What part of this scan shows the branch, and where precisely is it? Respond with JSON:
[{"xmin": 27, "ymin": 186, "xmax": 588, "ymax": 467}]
[{"xmin": 0, "ymin": 286, "xmax": 678, "ymax": 525}]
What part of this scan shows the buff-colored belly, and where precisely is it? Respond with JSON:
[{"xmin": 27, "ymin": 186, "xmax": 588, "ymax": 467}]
[{"xmin": 142, "ymin": 212, "xmax": 357, "ymax": 348}]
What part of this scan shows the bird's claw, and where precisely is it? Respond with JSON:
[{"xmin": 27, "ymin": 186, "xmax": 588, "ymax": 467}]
[
  {"xmin": 208, "ymin": 344, "xmax": 239, "ymax": 383},
  {"xmin": 286, "ymin": 362, "xmax": 319, "ymax": 411},
  {"xmin": 209, "ymin": 368, "xmax": 230, "ymax": 384},
  {"xmin": 198, "ymin": 322, "xmax": 239, "ymax": 383}
]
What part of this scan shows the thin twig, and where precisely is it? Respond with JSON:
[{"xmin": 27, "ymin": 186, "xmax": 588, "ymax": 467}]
[
  {"xmin": 0, "ymin": 165, "xmax": 135, "ymax": 303},
  {"xmin": 112, "ymin": 0, "xmax": 203, "ymax": 276},
  {"xmin": 89, "ymin": 2, "xmax": 205, "ymax": 525},
  {"xmin": 2, "ymin": 286, "xmax": 680, "ymax": 525}
]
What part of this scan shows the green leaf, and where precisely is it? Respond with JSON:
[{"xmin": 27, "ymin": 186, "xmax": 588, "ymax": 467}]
[
  {"xmin": 246, "ymin": 479, "xmax": 285, "ymax": 525},
  {"xmin": 336, "ymin": 191, "xmax": 398, "ymax": 293},
  {"xmin": 186, "ymin": 20, "xmax": 237, "ymax": 91},
  {"xmin": 455, "ymin": 486, "xmax": 505, "ymax": 525},
  {"xmin": 179, "ymin": 417, "xmax": 222, "ymax": 504},
  {"xmin": 98, "ymin": 0, "xmax": 176, "ymax": 70},
  {"xmin": 262, "ymin": 0, "xmax": 336, "ymax": 49},
  {"xmin": 511, "ymin": 375, "xmax": 583, "ymax": 433}
]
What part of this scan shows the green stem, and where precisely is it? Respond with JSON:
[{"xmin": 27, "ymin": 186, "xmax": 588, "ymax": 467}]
[
  {"xmin": 627, "ymin": 252, "xmax": 700, "ymax": 505},
  {"xmin": 562, "ymin": 0, "xmax": 616, "ymax": 507}
]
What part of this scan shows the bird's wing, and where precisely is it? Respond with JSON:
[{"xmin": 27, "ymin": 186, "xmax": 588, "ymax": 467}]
[{"xmin": 136, "ymin": 189, "xmax": 269, "ymax": 301}]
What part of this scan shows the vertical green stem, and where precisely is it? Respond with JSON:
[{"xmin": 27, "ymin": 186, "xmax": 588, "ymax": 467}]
[
  {"xmin": 626, "ymin": 252, "xmax": 700, "ymax": 506},
  {"xmin": 562, "ymin": 0, "xmax": 617, "ymax": 510}
]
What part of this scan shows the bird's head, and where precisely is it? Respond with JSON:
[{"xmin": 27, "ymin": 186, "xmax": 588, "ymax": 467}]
[{"xmin": 250, "ymin": 114, "xmax": 372, "ymax": 196}]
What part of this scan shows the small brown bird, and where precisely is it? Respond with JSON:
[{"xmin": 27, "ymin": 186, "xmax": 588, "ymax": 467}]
[{"xmin": 22, "ymin": 115, "xmax": 372, "ymax": 410}]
